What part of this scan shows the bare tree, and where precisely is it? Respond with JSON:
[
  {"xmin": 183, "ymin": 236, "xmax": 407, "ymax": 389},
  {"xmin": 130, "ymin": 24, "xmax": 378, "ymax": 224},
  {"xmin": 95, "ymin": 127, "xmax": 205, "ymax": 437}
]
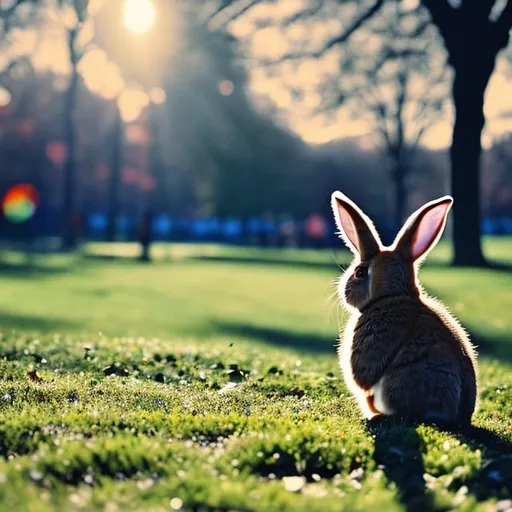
[
  {"xmin": 205, "ymin": 0, "xmax": 512, "ymax": 266},
  {"xmin": 322, "ymin": 3, "xmax": 448, "ymax": 227},
  {"xmin": 0, "ymin": 0, "xmax": 39, "ymax": 85},
  {"xmin": 418, "ymin": 0, "xmax": 512, "ymax": 266},
  {"xmin": 50, "ymin": 0, "xmax": 93, "ymax": 249}
]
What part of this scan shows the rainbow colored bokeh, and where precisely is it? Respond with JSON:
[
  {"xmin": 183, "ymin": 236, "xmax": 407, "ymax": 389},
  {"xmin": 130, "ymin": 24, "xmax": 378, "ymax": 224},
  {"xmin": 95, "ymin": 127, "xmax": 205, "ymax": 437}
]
[{"xmin": 2, "ymin": 184, "xmax": 39, "ymax": 224}]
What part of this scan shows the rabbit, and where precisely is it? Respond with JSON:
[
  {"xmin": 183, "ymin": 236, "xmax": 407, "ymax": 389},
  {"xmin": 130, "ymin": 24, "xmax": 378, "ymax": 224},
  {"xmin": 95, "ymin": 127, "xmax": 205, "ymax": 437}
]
[{"xmin": 331, "ymin": 191, "xmax": 478, "ymax": 426}]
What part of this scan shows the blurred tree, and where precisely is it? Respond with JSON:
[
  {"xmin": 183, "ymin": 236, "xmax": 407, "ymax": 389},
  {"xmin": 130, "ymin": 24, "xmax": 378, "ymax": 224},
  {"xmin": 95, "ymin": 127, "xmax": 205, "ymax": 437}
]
[
  {"xmin": 165, "ymin": 29, "xmax": 309, "ymax": 218},
  {"xmin": 94, "ymin": 0, "xmax": 177, "ymax": 236},
  {"xmin": 420, "ymin": 0, "xmax": 512, "ymax": 265},
  {"xmin": 0, "ymin": 0, "xmax": 27, "ymax": 18},
  {"xmin": 209, "ymin": 0, "xmax": 512, "ymax": 266},
  {"xmin": 105, "ymin": 102, "xmax": 123, "ymax": 242},
  {"xmin": 97, "ymin": 4, "xmax": 309, "ymax": 219},
  {"xmin": 484, "ymin": 134, "xmax": 512, "ymax": 218},
  {"xmin": 46, "ymin": 0, "xmax": 94, "ymax": 249},
  {"xmin": 0, "ymin": 0, "xmax": 39, "ymax": 86},
  {"xmin": 322, "ymin": 2, "xmax": 448, "ymax": 227}
]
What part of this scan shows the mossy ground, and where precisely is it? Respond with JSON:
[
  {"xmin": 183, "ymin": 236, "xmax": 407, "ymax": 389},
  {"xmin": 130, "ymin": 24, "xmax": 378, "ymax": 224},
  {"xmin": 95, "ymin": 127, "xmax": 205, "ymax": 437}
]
[{"xmin": 0, "ymin": 239, "xmax": 511, "ymax": 511}]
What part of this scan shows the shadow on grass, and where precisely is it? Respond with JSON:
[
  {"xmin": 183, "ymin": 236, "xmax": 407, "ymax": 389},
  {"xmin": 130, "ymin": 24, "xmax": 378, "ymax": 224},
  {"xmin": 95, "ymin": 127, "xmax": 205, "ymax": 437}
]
[
  {"xmin": 419, "ymin": 260, "xmax": 512, "ymax": 273},
  {"xmin": 0, "ymin": 312, "xmax": 80, "ymax": 333},
  {"xmin": 83, "ymin": 253, "xmax": 164, "ymax": 266},
  {"xmin": 213, "ymin": 321, "xmax": 336, "ymax": 354},
  {"xmin": 468, "ymin": 332, "xmax": 512, "ymax": 363},
  {"xmin": 368, "ymin": 419, "xmax": 435, "ymax": 512},
  {"xmin": 189, "ymin": 254, "xmax": 344, "ymax": 272},
  {"xmin": 178, "ymin": 251, "xmax": 512, "ymax": 274},
  {"xmin": 83, "ymin": 253, "xmax": 121, "ymax": 261},
  {"xmin": 455, "ymin": 425, "xmax": 512, "ymax": 500},
  {"xmin": 212, "ymin": 321, "xmax": 512, "ymax": 361},
  {"xmin": 426, "ymin": 282, "xmax": 512, "ymax": 363},
  {"xmin": 0, "ymin": 261, "xmax": 76, "ymax": 280},
  {"xmin": 369, "ymin": 418, "xmax": 512, "ymax": 511}
]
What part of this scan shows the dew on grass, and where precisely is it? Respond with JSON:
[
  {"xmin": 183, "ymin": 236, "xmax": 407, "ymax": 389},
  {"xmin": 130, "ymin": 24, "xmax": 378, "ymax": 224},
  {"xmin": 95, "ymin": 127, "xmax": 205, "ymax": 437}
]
[
  {"xmin": 283, "ymin": 475, "xmax": 306, "ymax": 492},
  {"xmin": 29, "ymin": 470, "xmax": 43, "ymax": 482},
  {"xmin": 137, "ymin": 479, "xmax": 154, "ymax": 490}
]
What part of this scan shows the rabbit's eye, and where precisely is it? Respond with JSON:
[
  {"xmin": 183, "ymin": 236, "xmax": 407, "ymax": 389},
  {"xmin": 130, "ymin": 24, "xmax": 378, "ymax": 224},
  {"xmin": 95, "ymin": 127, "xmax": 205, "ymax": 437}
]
[{"xmin": 354, "ymin": 265, "xmax": 368, "ymax": 279}]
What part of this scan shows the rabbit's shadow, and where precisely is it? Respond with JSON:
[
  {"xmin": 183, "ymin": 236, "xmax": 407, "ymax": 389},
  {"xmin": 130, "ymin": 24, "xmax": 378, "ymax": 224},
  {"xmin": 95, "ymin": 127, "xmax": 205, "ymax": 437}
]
[
  {"xmin": 368, "ymin": 417, "xmax": 434, "ymax": 512},
  {"xmin": 367, "ymin": 417, "xmax": 512, "ymax": 511},
  {"xmin": 446, "ymin": 424, "xmax": 512, "ymax": 500}
]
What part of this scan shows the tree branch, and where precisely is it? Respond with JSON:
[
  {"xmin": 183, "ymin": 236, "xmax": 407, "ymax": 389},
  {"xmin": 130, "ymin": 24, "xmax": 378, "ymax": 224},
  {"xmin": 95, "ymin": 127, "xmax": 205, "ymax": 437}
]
[
  {"xmin": 256, "ymin": 0, "xmax": 385, "ymax": 66},
  {"xmin": 0, "ymin": 57, "xmax": 21, "ymax": 83},
  {"xmin": 421, "ymin": 0, "xmax": 457, "ymax": 52},
  {"xmin": 279, "ymin": 0, "xmax": 325, "ymax": 26},
  {"xmin": 460, "ymin": 0, "xmax": 495, "ymax": 22},
  {"xmin": 498, "ymin": 0, "xmax": 512, "ymax": 27},
  {"xmin": 321, "ymin": 0, "xmax": 385, "ymax": 52},
  {"xmin": 493, "ymin": 0, "xmax": 512, "ymax": 51},
  {"xmin": 207, "ymin": 0, "xmax": 261, "ymax": 29},
  {"xmin": 0, "ymin": 0, "xmax": 28, "ymax": 19}
]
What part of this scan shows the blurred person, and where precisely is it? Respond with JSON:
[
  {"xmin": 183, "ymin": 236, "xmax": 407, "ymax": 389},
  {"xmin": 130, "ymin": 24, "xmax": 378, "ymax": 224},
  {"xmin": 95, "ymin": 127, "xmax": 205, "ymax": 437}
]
[
  {"xmin": 223, "ymin": 217, "xmax": 242, "ymax": 244},
  {"xmin": 305, "ymin": 213, "xmax": 327, "ymax": 249},
  {"xmin": 261, "ymin": 213, "xmax": 278, "ymax": 247},
  {"xmin": 138, "ymin": 209, "xmax": 153, "ymax": 262},
  {"xmin": 71, "ymin": 210, "xmax": 84, "ymax": 251},
  {"xmin": 192, "ymin": 217, "xmax": 208, "ymax": 241},
  {"xmin": 208, "ymin": 217, "xmax": 221, "ymax": 242},
  {"xmin": 278, "ymin": 214, "xmax": 297, "ymax": 248},
  {"xmin": 247, "ymin": 216, "xmax": 263, "ymax": 246}
]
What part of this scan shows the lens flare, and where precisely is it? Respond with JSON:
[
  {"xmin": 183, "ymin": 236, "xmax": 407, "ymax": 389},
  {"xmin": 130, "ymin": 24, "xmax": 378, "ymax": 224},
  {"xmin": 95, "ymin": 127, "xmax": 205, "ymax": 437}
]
[
  {"xmin": 2, "ymin": 184, "xmax": 39, "ymax": 223},
  {"xmin": 219, "ymin": 80, "xmax": 235, "ymax": 96},
  {"xmin": 123, "ymin": 0, "xmax": 156, "ymax": 35}
]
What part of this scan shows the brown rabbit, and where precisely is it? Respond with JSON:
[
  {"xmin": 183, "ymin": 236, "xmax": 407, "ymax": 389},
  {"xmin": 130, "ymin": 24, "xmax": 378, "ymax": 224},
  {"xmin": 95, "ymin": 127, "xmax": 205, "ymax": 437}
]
[{"xmin": 331, "ymin": 191, "xmax": 478, "ymax": 426}]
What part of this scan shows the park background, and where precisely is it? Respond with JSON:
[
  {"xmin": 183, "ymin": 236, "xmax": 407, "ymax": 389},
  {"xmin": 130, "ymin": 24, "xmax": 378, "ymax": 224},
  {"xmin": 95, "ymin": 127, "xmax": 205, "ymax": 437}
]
[{"xmin": 0, "ymin": 0, "xmax": 512, "ymax": 511}]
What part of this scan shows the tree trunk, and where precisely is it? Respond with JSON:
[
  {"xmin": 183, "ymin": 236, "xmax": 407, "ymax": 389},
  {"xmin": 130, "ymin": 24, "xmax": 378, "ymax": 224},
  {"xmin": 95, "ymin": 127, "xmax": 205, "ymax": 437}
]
[
  {"xmin": 393, "ymin": 163, "xmax": 407, "ymax": 230},
  {"xmin": 106, "ymin": 103, "xmax": 123, "ymax": 242},
  {"xmin": 450, "ymin": 65, "xmax": 492, "ymax": 267},
  {"xmin": 148, "ymin": 103, "xmax": 165, "ymax": 211},
  {"xmin": 61, "ymin": 64, "xmax": 79, "ymax": 250}
]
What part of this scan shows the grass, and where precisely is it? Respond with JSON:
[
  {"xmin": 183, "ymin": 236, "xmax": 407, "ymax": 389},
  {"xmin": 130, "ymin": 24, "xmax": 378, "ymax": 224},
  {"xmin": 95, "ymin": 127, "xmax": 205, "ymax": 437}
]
[{"xmin": 0, "ymin": 237, "xmax": 511, "ymax": 511}]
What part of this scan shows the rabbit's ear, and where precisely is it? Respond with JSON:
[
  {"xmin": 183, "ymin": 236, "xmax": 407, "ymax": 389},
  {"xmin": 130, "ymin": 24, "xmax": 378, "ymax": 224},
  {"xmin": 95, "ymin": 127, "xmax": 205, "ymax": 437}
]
[
  {"xmin": 331, "ymin": 191, "xmax": 381, "ymax": 259},
  {"xmin": 394, "ymin": 196, "xmax": 453, "ymax": 262}
]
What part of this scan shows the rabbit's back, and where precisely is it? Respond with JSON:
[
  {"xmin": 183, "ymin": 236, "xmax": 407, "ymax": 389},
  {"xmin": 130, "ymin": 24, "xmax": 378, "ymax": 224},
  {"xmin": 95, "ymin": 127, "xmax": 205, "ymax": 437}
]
[
  {"xmin": 421, "ymin": 295, "xmax": 478, "ymax": 423},
  {"xmin": 346, "ymin": 295, "xmax": 477, "ymax": 424}
]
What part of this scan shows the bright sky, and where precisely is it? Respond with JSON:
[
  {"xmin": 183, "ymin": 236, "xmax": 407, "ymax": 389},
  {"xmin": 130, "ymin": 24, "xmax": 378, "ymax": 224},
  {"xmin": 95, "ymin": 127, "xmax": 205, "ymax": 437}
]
[
  {"xmin": 229, "ymin": 0, "xmax": 512, "ymax": 150},
  {"xmin": 2, "ymin": 0, "xmax": 512, "ymax": 149},
  {"xmin": 1, "ymin": 0, "xmax": 159, "ymax": 122},
  {"xmin": 123, "ymin": 0, "xmax": 156, "ymax": 36}
]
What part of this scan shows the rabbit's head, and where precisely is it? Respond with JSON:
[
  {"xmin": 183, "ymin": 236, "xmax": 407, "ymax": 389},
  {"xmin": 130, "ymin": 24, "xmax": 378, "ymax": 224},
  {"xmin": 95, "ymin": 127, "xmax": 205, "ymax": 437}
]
[{"xmin": 331, "ymin": 192, "xmax": 453, "ymax": 311}]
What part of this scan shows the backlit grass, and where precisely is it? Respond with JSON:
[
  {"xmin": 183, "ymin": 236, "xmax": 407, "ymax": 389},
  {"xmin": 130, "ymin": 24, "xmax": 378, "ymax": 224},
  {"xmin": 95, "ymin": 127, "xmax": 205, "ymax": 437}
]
[{"xmin": 0, "ymin": 238, "xmax": 511, "ymax": 511}]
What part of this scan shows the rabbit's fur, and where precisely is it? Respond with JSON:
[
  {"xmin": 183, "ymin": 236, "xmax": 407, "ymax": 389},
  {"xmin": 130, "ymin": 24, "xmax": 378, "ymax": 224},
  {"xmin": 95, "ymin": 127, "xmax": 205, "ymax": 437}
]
[{"xmin": 331, "ymin": 192, "xmax": 478, "ymax": 426}]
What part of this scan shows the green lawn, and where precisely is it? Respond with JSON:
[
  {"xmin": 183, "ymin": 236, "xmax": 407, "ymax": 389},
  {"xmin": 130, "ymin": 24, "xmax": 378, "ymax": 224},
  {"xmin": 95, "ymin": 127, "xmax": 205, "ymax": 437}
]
[{"xmin": 0, "ymin": 238, "xmax": 511, "ymax": 511}]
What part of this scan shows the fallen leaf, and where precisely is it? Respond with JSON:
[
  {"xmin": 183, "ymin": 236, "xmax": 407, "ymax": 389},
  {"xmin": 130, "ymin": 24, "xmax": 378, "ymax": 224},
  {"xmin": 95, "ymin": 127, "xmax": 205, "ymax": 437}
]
[{"xmin": 27, "ymin": 370, "xmax": 44, "ymax": 383}]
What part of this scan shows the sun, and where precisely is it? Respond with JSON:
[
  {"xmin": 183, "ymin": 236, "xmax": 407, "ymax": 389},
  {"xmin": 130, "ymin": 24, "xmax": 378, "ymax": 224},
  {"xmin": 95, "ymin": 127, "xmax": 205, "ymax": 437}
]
[{"xmin": 123, "ymin": 0, "xmax": 156, "ymax": 35}]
